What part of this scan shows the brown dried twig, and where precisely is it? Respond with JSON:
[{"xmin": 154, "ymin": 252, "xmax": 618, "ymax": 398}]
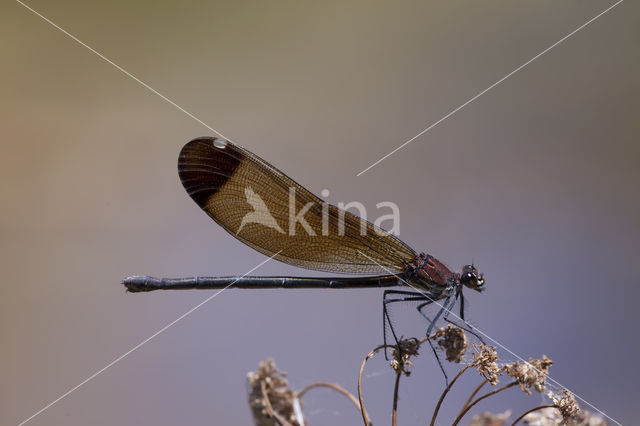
[
  {"xmin": 358, "ymin": 344, "xmax": 390, "ymax": 426},
  {"xmin": 451, "ymin": 381, "xmax": 518, "ymax": 426},
  {"xmin": 462, "ymin": 378, "xmax": 489, "ymax": 412},
  {"xmin": 296, "ymin": 382, "xmax": 367, "ymax": 420},
  {"xmin": 392, "ymin": 369, "xmax": 402, "ymax": 426},
  {"xmin": 429, "ymin": 365, "xmax": 473, "ymax": 426}
]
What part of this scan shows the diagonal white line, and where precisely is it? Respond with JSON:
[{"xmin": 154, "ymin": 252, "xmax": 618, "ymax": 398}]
[
  {"xmin": 356, "ymin": 0, "xmax": 624, "ymax": 176},
  {"xmin": 15, "ymin": 0, "xmax": 231, "ymax": 142},
  {"xmin": 17, "ymin": 252, "xmax": 281, "ymax": 426},
  {"xmin": 356, "ymin": 250, "xmax": 622, "ymax": 426}
]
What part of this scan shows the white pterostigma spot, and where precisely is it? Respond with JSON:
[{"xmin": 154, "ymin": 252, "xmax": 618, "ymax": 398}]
[{"xmin": 213, "ymin": 139, "xmax": 228, "ymax": 149}]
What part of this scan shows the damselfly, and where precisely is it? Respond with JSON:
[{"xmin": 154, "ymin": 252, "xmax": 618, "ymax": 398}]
[{"xmin": 123, "ymin": 137, "xmax": 485, "ymax": 376}]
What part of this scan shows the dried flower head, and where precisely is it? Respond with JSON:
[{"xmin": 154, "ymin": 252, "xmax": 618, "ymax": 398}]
[
  {"xmin": 523, "ymin": 406, "xmax": 562, "ymax": 425},
  {"xmin": 503, "ymin": 355, "xmax": 553, "ymax": 394},
  {"xmin": 572, "ymin": 410, "xmax": 608, "ymax": 425},
  {"xmin": 431, "ymin": 325, "xmax": 468, "ymax": 363},
  {"xmin": 390, "ymin": 338, "xmax": 420, "ymax": 376},
  {"xmin": 247, "ymin": 359, "xmax": 301, "ymax": 426},
  {"xmin": 523, "ymin": 405, "xmax": 602, "ymax": 426},
  {"xmin": 550, "ymin": 388, "xmax": 580, "ymax": 424},
  {"xmin": 470, "ymin": 344, "xmax": 502, "ymax": 385},
  {"xmin": 469, "ymin": 410, "xmax": 511, "ymax": 426}
]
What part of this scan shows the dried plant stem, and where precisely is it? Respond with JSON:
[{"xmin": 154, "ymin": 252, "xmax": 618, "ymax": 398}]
[
  {"xmin": 461, "ymin": 378, "xmax": 489, "ymax": 411},
  {"xmin": 451, "ymin": 381, "xmax": 518, "ymax": 426},
  {"xmin": 429, "ymin": 364, "xmax": 473, "ymax": 426},
  {"xmin": 509, "ymin": 404, "xmax": 556, "ymax": 426},
  {"xmin": 296, "ymin": 382, "xmax": 366, "ymax": 418},
  {"xmin": 392, "ymin": 370, "xmax": 402, "ymax": 426},
  {"xmin": 358, "ymin": 345, "xmax": 390, "ymax": 426},
  {"xmin": 260, "ymin": 381, "xmax": 295, "ymax": 426}
]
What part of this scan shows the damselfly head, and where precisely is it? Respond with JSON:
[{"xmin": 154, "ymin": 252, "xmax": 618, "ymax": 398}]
[{"xmin": 460, "ymin": 264, "xmax": 484, "ymax": 292}]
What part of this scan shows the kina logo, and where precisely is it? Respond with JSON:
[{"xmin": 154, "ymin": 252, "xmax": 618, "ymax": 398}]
[{"xmin": 236, "ymin": 187, "xmax": 285, "ymax": 235}]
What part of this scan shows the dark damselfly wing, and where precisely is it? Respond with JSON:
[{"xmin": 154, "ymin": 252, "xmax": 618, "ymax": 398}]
[{"xmin": 178, "ymin": 137, "xmax": 416, "ymax": 274}]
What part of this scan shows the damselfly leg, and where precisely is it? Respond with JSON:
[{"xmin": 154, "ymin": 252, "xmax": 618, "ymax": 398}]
[
  {"xmin": 442, "ymin": 292, "xmax": 485, "ymax": 344},
  {"xmin": 383, "ymin": 290, "xmax": 433, "ymax": 357}
]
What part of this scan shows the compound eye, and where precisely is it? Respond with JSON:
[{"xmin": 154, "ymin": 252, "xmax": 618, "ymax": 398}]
[{"xmin": 460, "ymin": 272, "xmax": 474, "ymax": 285}]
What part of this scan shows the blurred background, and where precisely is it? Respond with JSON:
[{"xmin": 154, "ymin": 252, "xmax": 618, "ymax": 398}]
[{"xmin": 1, "ymin": 0, "xmax": 638, "ymax": 425}]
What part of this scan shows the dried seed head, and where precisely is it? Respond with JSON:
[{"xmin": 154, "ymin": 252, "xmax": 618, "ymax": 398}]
[
  {"xmin": 522, "ymin": 406, "xmax": 562, "ymax": 425},
  {"xmin": 390, "ymin": 338, "xmax": 420, "ymax": 376},
  {"xmin": 247, "ymin": 359, "xmax": 301, "ymax": 426},
  {"xmin": 431, "ymin": 325, "xmax": 468, "ymax": 363},
  {"xmin": 550, "ymin": 389, "xmax": 580, "ymax": 424},
  {"xmin": 471, "ymin": 344, "xmax": 502, "ymax": 385},
  {"xmin": 503, "ymin": 355, "xmax": 553, "ymax": 395},
  {"xmin": 468, "ymin": 410, "xmax": 511, "ymax": 426},
  {"xmin": 572, "ymin": 410, "xmax": 608, "ymax": 425},
  {"xmin": 523, "ymin": 394, "xmax": 598, "ymax": 425}
]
